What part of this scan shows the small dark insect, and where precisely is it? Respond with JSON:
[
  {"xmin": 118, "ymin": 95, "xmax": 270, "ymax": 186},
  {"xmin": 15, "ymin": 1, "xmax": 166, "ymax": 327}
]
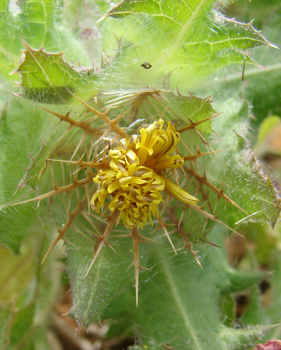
[{"xmin": 141, "ymin": 62, "xmax": 152, "ymax": 69}]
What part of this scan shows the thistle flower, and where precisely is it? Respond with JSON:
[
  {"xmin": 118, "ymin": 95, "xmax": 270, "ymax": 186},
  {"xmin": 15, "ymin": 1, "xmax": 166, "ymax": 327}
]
[
  {"xmin": 13, "ymin": 92, "xmax": 244, "ymax": 307},
  {"xmin": 91, "ymin": 119, "xmax": 198, "ymax": 228}
]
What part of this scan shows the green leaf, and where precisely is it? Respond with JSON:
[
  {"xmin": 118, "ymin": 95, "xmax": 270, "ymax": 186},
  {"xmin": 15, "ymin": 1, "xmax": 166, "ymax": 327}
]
[
  {"xmin": 67, "ymin": 231, "xmax": 135, "ymax": 326},
  {"xmin": 225, "ymin": 0, "xmax": 281, "ymax": 31},
  {"xmin": 0, "ymin": 301, "xmax": 14, "ymax": 350},
  {"xmin": 12, "ymin": 0, "xmax": 276, "ymax": 103},
  {"xmin": 0, "ymin": 245, "xmax": 34, "ymax": 302},
  {"xmin": 68, "ymin": 220, "xmax": 265, "ymax": 334},
  {"xmin": 96, "ymin": 227, "xmax": 266, "ymax": 349},
  {"xmin": 0, "ymin": 226, "xmax": 63, "ymax": 350},
  {"xmin": 256, "ymin": 115, "xmax": 281, "ymax": 145},
  {"xmin": 2, "ymin": 0, "xmax": 281, "ymax": 348},
  {"xmin": 205, "ymin": 97, "xmax": 281, "ymax": 228},
  {"xmin": 0, "ymin": 0, "xmax": 91, "ymax": 82},
  {"xmin": 98, "ymin": 0, "xmax": 275, "ymax": 90},
  {"xmin": 107, "ymin": 89, "xmax": 216, "ymax": 133},
  {"xmin": 199, "ymin": 2, "xmax": 281, "ymax": 129},
  {"xmin": 64, "ymin": 86, "xmax": 280, "ymax": 341},
  {"xmin": 240, "ymin": 239, "xmax": 281, "ymax": 342},
  {"xmin": 218, "ymin": 294, "xmax": 235, "ymax": 327},
  {"xmin": 8, "ymin": 304, "xmax": 35, "ymax": 349},
  {"xmin": 15, "ymin": 41, "xmax": 98, "ymax": 104}
]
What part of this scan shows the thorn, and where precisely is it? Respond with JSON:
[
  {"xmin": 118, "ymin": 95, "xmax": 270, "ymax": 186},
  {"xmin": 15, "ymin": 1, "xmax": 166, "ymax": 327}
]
[
  {"xmin": 176, "ymin": 87, "xmax": 183, "ymax": 97},
  {"xmin": 105, "ymin": 241, "xmax": 117, "ymax": 254},
  {"xmin": 111, "ymin": 112, "xmax": 124, "ymax": 126},
  {"xmin": 126, "ymin": 260, "xmax": 134, "ymax": 272},
  {"xmin": 200, "ymin": 201, "xmax": 208, "ymax": 210},
  {"xmin": 189, "ymin": 203, "xmax": 244, "ymax": 238},
  {"xmin": 203, "ymin": 168, "xmax": 207, "ymax": 179},
  {"xmin": 10, "ymin": 69, "xmax": 19, "ymax": 75},
  {"xmin": 158, "ymin": 215, "xmax": 177, "ymax": 255},
  {"xmin": 28, "ymin": 153, "xmax": 35, "ymax": 163},
  {"xmin": 214, "ymin": 212, "xmax": 220, "ymax": 219},
  {"xmin": 206, "ymin": 240, "xmax": 220, "ymax": 248},
  {"xmin": 11, "ymin": 176, "xmax": 94, "ymax": 207},
  {"xmin": 20, "ymin": 37, "xmax": 30, "ymax": 50},
  {"xmin": 139, "ymin": 265, "xmax": 151, "ymax": 271},
  {"xmin": 183, "ymin": 149, "xmax": 225, "ymax": 162},
  {"xmin": 178, "ymin": 113, "xmax": 220, "ymax": 134},
  {"xmin": 177, "ymin": 225, "xmax": 203, "ymax": 269},
  {"xmin": 70, "ymin": 133, "xmax": 86, "ymax": 161},
  {"xmin": 138, "ymin": 233, "xmax": 159, "ymax": 244},
  {"xmin": 14, "ymin": 181, "xmax": 25, "ymax": 195},
  {"xmin": 84, "ymin": 209, "xmax": 119, "ymax": 278},
  {"xmin": 131, "ymin": 226, "xmax": 140, "ymax": 308},
  {"xmin": 41, "ymin": 228, "xmax": 63, "ymax": 264},
  {"xmin": 51, "ymin": 177, "xmax": 58, "ymax": 190},
  {"xmin": 63, "ymin": 237, "xmax": 76, "ymax": 248},
  {"xmin": 38, "ymin": 159, "xmax": 48, "ymax": 180}
]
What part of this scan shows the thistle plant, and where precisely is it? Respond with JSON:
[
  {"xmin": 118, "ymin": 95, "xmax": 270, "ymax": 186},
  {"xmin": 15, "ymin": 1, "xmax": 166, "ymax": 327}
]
[
  {"xmin": 1, "ymin": 1, "xmax": 281, "ymax": 349},
  {"xmin": 14, "ymin": 90, "xmax": 243, "ymax": 309}
]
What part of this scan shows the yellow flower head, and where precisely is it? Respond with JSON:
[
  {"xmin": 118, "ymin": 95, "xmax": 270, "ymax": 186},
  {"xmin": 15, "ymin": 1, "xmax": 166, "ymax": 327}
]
[{"xmin": 91, "ymin": 119, "xmax": 198, "ymax": 228}]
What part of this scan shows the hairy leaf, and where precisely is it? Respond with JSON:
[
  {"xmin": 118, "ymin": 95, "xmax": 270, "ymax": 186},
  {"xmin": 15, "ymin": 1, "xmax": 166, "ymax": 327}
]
[
  {"xmin": 0, "ymin": 0, "xmax": 91, "ymax": 82},
  {"xmin": 99, "ymin": 0, "xmax": 275, "ymax": 90},
  {"xmin": 1, "ymin": 0, "xmax": 281, "ymax": 348},
  {"xmin": 207, "ymin": 98, "xmax": 281, "ymax": 228},
  {"xmin": 98, "ymin": 227, "xmax": 268, "ymax": 349},
  {"xmin": 15, "ymin": 42, "xmax": 99, "ymax": 104}
]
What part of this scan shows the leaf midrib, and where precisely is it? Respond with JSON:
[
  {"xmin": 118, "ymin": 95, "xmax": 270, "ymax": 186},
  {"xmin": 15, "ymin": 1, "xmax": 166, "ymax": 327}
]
[
  {"xmin": 156, "ymin": 248, "xmax": 203, "ymax": 350},
  {"xmin": 155, "ymin": 0, "xmax": 207, "ymax": 67}
]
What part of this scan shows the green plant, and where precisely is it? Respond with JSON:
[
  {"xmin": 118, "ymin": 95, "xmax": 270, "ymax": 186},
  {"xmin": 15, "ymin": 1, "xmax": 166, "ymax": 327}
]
[{"xmin": 1, "ymin": 0, "xmax": 281, "ymax": 349}]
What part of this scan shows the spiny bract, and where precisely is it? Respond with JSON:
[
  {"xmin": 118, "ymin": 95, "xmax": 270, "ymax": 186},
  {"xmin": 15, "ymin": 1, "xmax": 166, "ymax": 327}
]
[{"xmin": 13, "ymin": 90, "xmax": 245, "ymax": 306}]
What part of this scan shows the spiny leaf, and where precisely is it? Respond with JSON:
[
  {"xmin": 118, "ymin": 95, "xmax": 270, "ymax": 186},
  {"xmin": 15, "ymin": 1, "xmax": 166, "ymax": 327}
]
[
  {"xmin": 197, "ymin": 3, "xmax": 281, "ymax": 128},
  {"xmin": 99, "ymin": 0, "xmax": 276, "ymax": 89},
  {"xmin": 0, "ymin": 0, "xmax": 91, "ymax": 81},
  {"xmin": 14, "ymin": 41, "xmax": 98, "ymax": 104},
  {"xmin": 9, "ymin": 89, "xmax": 279, "ymax": 337},
  {"xmin": 104, "ymin": 89, "xmax": 216, "ymax": 134},
  {"xmin": 204, "ymin": 98, "xmax": 281, "ymax": 229},
  {"xmin": 98, "ymin": 227, "xmax": 267, "ymax": 349},
  {"xmin": 2, "ymin": 1, "xmax": 281, "ymax": 348}
]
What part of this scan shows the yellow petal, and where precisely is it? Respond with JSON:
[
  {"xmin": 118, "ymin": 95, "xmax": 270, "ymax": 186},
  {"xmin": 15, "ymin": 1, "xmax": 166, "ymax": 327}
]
[
  {"xmin": 108, "ymin": 180, "xmax": 121, "ymax": 193},
  {"xmin": 162, "ymin": 176, "xmax": 198, "ymax": 204},
  {"xmin": 147, "ymin": 155, "xmax": 184, "ymax": 170}
]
